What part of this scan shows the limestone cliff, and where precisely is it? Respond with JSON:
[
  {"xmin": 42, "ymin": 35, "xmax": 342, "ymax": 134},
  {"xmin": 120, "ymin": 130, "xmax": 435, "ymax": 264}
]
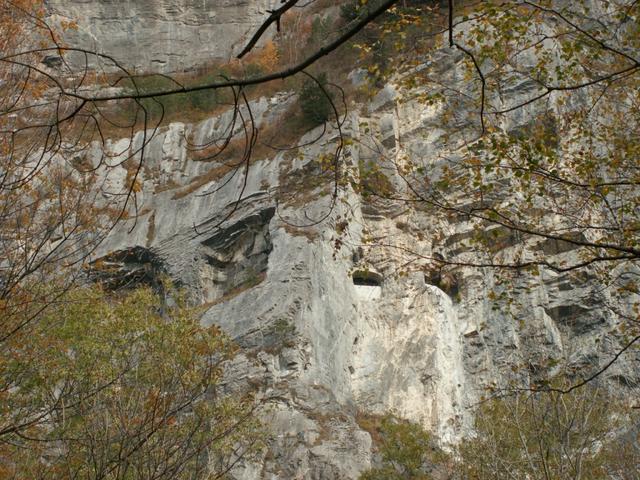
[
  {"xmin": 82, "ymin": 92, "xmax": 638, "ymax": 478},
  {"xmin": 46, "ymin": 0, "xmax": 277, "ymax": 72},
  {"xmin": 49, "ymin": 1, "xmax": 640, "ymax": 478}
]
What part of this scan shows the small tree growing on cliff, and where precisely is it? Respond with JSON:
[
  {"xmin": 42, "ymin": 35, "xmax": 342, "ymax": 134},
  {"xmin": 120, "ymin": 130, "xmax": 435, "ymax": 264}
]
[
  {"xmin": 358, "ymin": 414, "xmax": 449, "ymax": 480},
  {"xmin": 299, "ymin": 72, "xmax": 333, "ymax": 126}
]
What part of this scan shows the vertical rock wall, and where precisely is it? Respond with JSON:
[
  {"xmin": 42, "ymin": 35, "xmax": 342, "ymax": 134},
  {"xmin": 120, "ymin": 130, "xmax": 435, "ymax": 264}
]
[
  {"xmin": 46, "ymin": 0, "xmax": 277, "ymax": 72},
  {"xmin": 77, "ymin": 74, "xmax": 639, "ymax": 475},
  {"xmin": 51, "ymin": 2, "xmax": 640, "ymax": 478}
]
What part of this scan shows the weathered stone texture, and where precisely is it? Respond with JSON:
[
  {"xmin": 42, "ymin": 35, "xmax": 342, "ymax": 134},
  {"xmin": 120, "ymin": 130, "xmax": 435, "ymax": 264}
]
[
  {"xmin": 53, "ymin": 3, "xmax": 639, "ymax": 477},
  {"xmin": 46, "ymin": 0, "xmax": 278, "ymax": 72}
]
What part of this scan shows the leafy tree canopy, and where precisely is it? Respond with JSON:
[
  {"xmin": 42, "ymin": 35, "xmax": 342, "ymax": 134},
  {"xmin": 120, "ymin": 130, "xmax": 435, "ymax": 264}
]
[
  {"xmin": 459, "ymin": 382, "xmax": 640, "ymax": 480},
  {"xmin": 0, "ymin": 285, "xmax": 262, "ymax": 479}
]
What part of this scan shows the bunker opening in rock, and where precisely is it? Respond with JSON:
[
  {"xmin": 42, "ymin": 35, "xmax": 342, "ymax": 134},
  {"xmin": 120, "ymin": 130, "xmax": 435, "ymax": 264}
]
[
  {"xmin": 352, "ymin": 270, "xmax": 383, "ymax": 300},
  {"xmin": 352, "ymin": 270, "xmax": 382, "ymax": 287}
]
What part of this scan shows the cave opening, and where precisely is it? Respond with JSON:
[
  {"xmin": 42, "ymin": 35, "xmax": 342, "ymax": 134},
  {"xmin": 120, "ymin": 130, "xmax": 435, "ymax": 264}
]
[
  {"xmin": 352, "ymin": 270, "xmax": 383, "ymax": 300},
  {"xmin": 351, "ymin": 270, "xmax": 383, "ymax": 287}
]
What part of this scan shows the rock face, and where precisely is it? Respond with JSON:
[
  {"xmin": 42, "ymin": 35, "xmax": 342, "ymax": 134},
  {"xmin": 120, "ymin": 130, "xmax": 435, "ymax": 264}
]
[
  {"xmin": 83, "ymin": 96, "xmax": 475, "ymax": 476},
  {"xmin": 46, "ymin": 0, "xmax": 277, "ymax": 72},
  {"xmin": 83, "ymin": 81, "xmax": 638, "ymax": 479},
  {"xmin": 54, "ymin": 2, "xmax": 639, "ymax": 478}
]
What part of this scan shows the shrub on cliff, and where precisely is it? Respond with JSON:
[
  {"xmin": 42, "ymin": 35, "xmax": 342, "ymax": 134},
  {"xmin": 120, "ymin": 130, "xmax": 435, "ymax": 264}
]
[
  {"xmin": 358, "ymin": 414, "xmax": 449, "ymax": 480},
  {"xmin": 299, "ymin": 72, "xmax": 333, "ymax": 126}
]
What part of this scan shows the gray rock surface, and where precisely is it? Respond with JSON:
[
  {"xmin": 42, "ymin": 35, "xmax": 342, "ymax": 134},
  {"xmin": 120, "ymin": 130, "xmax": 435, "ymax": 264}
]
[
  {"xmin": 46, "ymin": 0, "xmax": 278, "ymax": 72},
  {"xmin": 50, "ymin": 2, "xmax": 640, "ymax": 478},
  {"xmin": 81, "ymin": 82, "xmax": 638, "ymax": 477}
]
